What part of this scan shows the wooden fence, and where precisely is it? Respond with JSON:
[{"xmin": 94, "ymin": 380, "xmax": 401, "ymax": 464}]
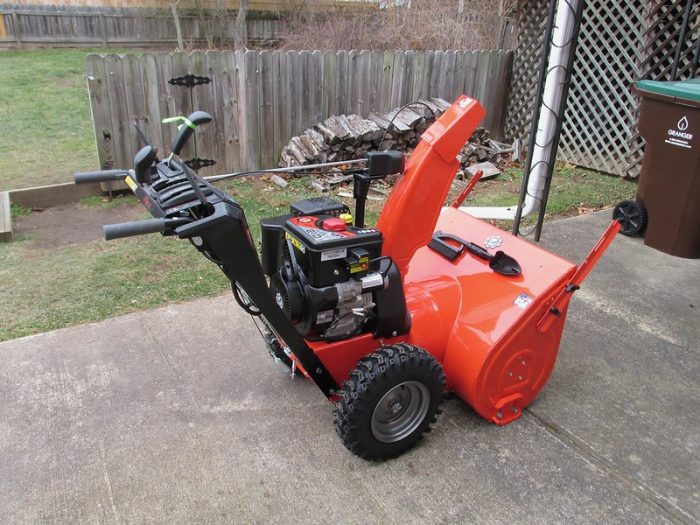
[
  {"xmin": 0, "ymin": 5, "xmax": 282, "ymax": 48},
  {"xmin": 86, "ymin": 49, "xmax": 513, "ymax": 176}
]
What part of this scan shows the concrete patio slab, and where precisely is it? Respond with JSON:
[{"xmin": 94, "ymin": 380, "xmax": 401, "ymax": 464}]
[{"xmin": 1, "ymin": 211, "xmax": 698, "ymax": 524}]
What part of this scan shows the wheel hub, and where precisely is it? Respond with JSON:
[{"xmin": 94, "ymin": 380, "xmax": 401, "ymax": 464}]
[{"xmin": 371, "ymin": 381, "xmax": 430, "ymax": 443}]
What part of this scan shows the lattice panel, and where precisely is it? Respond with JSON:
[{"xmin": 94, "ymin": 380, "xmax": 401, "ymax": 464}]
[
  {"xmin": 507, "ymin": 0, "xmax": 699, "ymax": 178},
  {"xmin": 560, "ymin": 0, "xmax": 646, "ymax": 177},
  {"xmin": 505, "ymin": 0, "xmax": 549, "ymax": 142}
]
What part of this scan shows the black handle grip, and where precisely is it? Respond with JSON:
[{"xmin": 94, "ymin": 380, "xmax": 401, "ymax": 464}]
[
  {"xmin": 428, "ymin": 232, "xmax": 464, "ymax": 261},
  {"xmin": 463, "ymin": 241, "xmax": 492, "ymax": 261},
  {"xmin": 170, "ymin": 111, "xmax": 212, "ymax": 156},
  {"xmin": 74, "ymin": 169, "xmax": 129, "ymax": 185},
  {"xmin": 103, "ymin": 218, "xmax": 167, "ymax": 241}
]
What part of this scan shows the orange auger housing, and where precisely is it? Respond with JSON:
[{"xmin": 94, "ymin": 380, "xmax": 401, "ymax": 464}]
[{"xmin": 310, "ymin": 95, "xmax": 620, "ymax": 424}]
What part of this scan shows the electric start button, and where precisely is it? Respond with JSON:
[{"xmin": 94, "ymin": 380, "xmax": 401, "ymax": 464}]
[{"xmin": 322, "ymin": 217, "xmax": 346, "ymax": 232}]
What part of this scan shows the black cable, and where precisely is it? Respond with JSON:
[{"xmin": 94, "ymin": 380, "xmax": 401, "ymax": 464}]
[
  {"xmin": 231, "ymin": 281, "xmax": 262, "ymax": 316},
  {"xmin": 377, "ymin": 101, "xmax": 437, "ymax": 151}
]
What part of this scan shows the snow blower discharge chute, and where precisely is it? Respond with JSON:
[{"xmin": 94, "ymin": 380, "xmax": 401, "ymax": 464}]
[{"xmin": 74, "ymin": 96, "xmax": 624, "ymax": 461}]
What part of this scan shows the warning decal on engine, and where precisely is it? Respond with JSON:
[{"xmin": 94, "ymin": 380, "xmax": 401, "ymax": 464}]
[
  {"xmin": 285, "ymin": 232, "xmax": 306, "ymax": 253},
  {"xmin": 321, "ymin": 248, "xmax": 347, "ymax": 261}
]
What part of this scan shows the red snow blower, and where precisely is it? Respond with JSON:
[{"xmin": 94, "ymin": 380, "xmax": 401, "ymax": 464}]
[{"xmin": 75, "ymin": 96, "xmax": 623, "ymax": 460}]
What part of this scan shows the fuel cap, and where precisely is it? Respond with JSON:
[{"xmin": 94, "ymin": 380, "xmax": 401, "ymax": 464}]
[{"xmin": 322, "ymin": 217, "xmax": 346, "ymax": 232}]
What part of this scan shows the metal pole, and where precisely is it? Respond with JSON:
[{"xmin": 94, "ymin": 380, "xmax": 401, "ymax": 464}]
[
  {"xmin": 671, "ymin": 0, "xmax": 694, "ymax": 80},
  {"xmin": 533, "ymin": 0, "xmax": 586, "ymax": 241}
]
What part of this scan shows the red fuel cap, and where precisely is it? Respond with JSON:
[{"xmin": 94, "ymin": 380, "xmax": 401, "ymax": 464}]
[{"xmin": 323, "ymin": 217, "xmax": 347, "ymax": 232}]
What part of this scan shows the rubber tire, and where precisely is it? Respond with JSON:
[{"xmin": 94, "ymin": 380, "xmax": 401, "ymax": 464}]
[
  {"xmin": 333, "ymin": 344, "xmax": 446, "ymax": 461},
  {"xmin": 613, "ymin": 200, "xmax": 647, "ymax": 237}
]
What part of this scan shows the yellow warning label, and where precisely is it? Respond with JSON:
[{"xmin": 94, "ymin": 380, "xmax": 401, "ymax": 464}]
[
  {"xmin": 124, "ymin": 176, "xmax": 138, "ymax": 192},
  {"xmin": 350, "ymin": 256, "xmax": 369, "ymax": 274},
  {"xmin": 285, "ymin": 232, "xmax": 306, "ymax": 253}
]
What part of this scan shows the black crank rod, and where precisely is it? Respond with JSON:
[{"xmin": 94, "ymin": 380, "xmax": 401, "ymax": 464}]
[
  {"xmin": 204, "ymin": 158, "xmax": 367, "ymax": 183},
  {"xmin": 74, "ymin": 169, "xmax": 129, "ymax": 185},
  {"xmin": 103, "ymin": 218, "xmax": 189, "ymax": 241}
]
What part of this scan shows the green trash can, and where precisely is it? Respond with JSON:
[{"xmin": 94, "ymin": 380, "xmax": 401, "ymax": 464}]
[{"xmin": 633, "ymin": 79, "xmax": 700, "ymax": 259}]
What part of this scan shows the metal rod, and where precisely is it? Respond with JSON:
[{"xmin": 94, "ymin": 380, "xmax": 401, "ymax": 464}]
[
  {"xmin": 512, "ymin": 0, "xmax": 558, "ymax": 236},
  {"xmin": 203, "ymin": 158, "xmax": 367, "ymax": 183},
  {"xmin": 534, "ymin": 0, "xmax": 585, "ymax": 242},
  {"xmin": 671, "ymin": 0, "xmax": 694, "ymax": 80},
  {"xmin": 692, "ymin": 30, "xmax": 700, "ymax": 78}
]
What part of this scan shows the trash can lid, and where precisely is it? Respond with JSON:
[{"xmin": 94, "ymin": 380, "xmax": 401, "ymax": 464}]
[{"xmin": 635, "ymin": 79, "xmax": 700, "ymax": 103}]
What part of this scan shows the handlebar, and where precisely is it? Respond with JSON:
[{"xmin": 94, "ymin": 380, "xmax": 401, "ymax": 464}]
[
  {"xmin": 74, "ymin": 169, "xmax": 129, "ymax": 185},
  {"xmin": 103, "ymin": 217, "xmax": 192, "ymax": 241},
  {"xmin": 104, "ymin": 218, "xmax": 168, "ymax": 240}
]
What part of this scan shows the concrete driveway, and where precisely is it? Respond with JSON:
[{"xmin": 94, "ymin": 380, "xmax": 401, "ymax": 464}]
[{"xmin": 1, "ymin": 211, "xmax": 698, "ymax": 524}]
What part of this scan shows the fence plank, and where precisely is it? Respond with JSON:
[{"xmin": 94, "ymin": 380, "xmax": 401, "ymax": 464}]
[
  {"xmin": 122, "ymin": 53, "xmax": 147, "ymax": 164},
  {"xmin": 259, "ymin": 50, "xmax": 275, "ymax": 168},
  {"xmin": 103, "ymin": 54, "xmax": 130, "ymax": 172},
  {"xmin": 322, "ymin": 51, "xmax": 337, "ymax": 118},
  {"xmin": 140, "ymin": 53, "xmax": 165, "ymax": 156},
  {"xmin": 221, "ymin": 51, "xmax": 241, "ymax": 172},
  {"xmin": 430, "ymin": 50, "xmax": 444, "ymax": 99},
  {"xmin": 378, "ymin": 51, "xmax": 394, "ymax": 111},
  {"xmin": 346, "ymin": 50, "xmax": 360, "ymax": 115},
  {"xmin": 356, "ymin": 50, "xmax": 371, "ymax": 116},
  {"xmin": 188, "ymin": 50, "xmax": 217, "ymax": 176},
  {"xmin": 282, "ymin": 52, "xmax": 295, "ymax": 152},
  {"xmin": 311, "ymin": 50, "xmax": 325, "ymax": 125},
  {"xmin": 334, "ymin": 50, "xmax": 349, "ymax": 116},
  {"xmin": 85, "ymin": 54, "xmax": 114, "ymax": 170},
  {"xmin": 443, "ymin": 50, "xmax": 458, "ymax": 100},
  {"xmin": 369, "ymin": 51, "xmax": 383, "ymax": 113},
  {"xmin": 197, "ymin": 50, "xmax": 222, "ymax": 176},
  {"xmin": 271, "ymin": 51, "xmax": 284, "ymax": 166},
  {"xmin": 239, "ymin": 50, "xmax": 261, "ymax": 169}
]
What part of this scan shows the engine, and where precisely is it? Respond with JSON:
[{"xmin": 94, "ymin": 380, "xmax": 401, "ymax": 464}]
[{"xmin": 260, "ymin": 196, "xmax": 410, "ymax": 342}]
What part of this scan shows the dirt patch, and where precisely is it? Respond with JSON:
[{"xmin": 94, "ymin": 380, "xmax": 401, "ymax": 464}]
[{"xmin": 14, "ymin": 202, "xmax": 145, "ymax": 249}]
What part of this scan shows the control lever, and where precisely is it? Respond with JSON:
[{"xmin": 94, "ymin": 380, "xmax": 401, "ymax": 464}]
[
  {"xmin": 165, "ymin": 111, "xmax": 212, "ymax": 157},
  {"xmin": 170, "ymin": 158, "xmax": 214, "ymax": 213},
  {"xmin": 134, "ymin": 145, "xmax": 158, "ymax": 184}
]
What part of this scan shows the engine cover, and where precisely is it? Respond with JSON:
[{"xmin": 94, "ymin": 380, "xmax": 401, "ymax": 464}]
[
  {"xmin": 284, "ymin": 215, "xmax": 383, "ymax": 287},
  {"xmin": 261, "ymin": 198, "xmax": 410, "ymax": 342}
]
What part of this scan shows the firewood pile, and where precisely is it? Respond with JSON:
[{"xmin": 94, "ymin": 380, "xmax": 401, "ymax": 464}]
[{"xmin": 278, "ymin": 98, "xmax": 514, "ymax": 177}]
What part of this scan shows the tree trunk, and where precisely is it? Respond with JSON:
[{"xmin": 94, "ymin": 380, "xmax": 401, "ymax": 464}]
[
  {"xmin": 234, "ymin": 0, "xmax": 248, "ymax": 49},
  {"xmin": 170, "ymin": 1, "xmax": 185, "ymax": 51}
]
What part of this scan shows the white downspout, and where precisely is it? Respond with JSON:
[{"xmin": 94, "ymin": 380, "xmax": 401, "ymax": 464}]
[{"xmin": 458, "ymin": 0, "xmax": 580, "ymax": 221}]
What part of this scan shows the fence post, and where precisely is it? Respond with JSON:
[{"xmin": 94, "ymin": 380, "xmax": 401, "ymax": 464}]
[{"xmin": 10, "ymin": 11, "xmax": 21, "ymax": 49}]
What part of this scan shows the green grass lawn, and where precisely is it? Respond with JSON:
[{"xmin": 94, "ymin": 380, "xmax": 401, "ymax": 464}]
[
  {"xmin": 0, "ymin": 169, "xmax": 635, "ymax": 342},
  {"xmin": 0, "ymin": 49, "xmax": 126, "ymax": 190}
]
